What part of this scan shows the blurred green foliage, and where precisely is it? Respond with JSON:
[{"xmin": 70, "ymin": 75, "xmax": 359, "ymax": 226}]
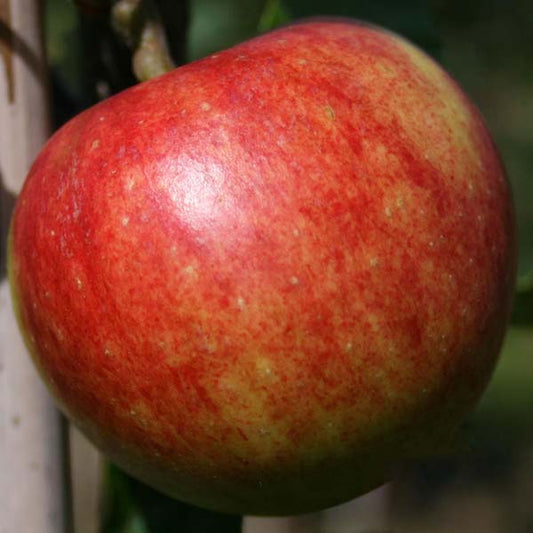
[
  {"xmin": 44, "ymin": 0, "xmax": 532, "ymax": 531},
  {"xmin": 101, "ymin": 465, "xmax": 150, "ymax": 533},
  {"xmin": 477, "ymin": 328, "xmax": 533, "ymax": 427},
  {"xmin": 513, "ymin": 272, "xmax": 533, "ymax": 325},
  {"xmin": 257, "ymin": 0, "xmax": 290, "ymax": 33},
  {"xmin": 102, "ymin": 466, "xmax": 241, "ymax": 532},
  {"xmin": 286, "ymin": 0, "xmax": 441, "ymax": 55},
  {"xmin": 45, "ymin": 0, "xmax": 84, "ymax": 98},
  {"xmin": 188, "ymin": 0, "xmax": 441, "ymax": 61},
  {"xmin": 188, "ymin": 0, "xmax": 267, "ymax": 60}
]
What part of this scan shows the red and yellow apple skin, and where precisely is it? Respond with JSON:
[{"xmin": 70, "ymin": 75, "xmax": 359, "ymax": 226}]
[{"xmin": 8, "ymin": 20, "xmax": 515, "ymax": 515}]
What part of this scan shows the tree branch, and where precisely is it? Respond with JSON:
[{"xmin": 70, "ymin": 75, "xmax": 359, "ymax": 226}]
[{"xmin": 112, "ymin": 0, "xmax": 175, "ymax": 82}]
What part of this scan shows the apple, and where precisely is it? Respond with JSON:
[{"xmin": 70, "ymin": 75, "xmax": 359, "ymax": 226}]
[{"xmin": 8, "ymin": 19, "xmax": 515, "ymax": 515}]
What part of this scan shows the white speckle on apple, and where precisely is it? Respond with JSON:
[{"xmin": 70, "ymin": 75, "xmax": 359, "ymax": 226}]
[
  {"xmin": 50, "ymin": 230, "xmax": 56, "ymax": 237},
  {"xmin": 298, "ymin": 58, "xmax": 307, "ymax": 65},
  {"xmin": 91, "ymin": 139, "xmax": 100, "ymax": 150},
  {"xmin": 75, "ymin": 277, "xmax": 83, "ymax": 290},
  {"xmin": 200, "ymin": 102, "xmax": 211, "ymax": 111},
  {"xmin": 205, "ymin": 339, "xmax": 217, "ymax": 354},
  {"xmin": 121, "ymin": 216, "xmax": 130, "ymax": 227},
  {"xmin": 183, "ymin": 265, "xmax": 196, "ymax": 276},
  {"xmin": 345, "ymin": 342, "xmax": 353, "ymax": 352},
  {"xmin": 369, "ymin": 257, "xmax": 379, "ymax": 267},
  {"xmin": 54, "ymin": 326, "xmax": 64, "ymax": 341},
  {"xmin": 292, "ymin": 228, "xmax": 300, "ymax": 237},
  {"xmin": 290, "ymin": 276, "xmax": 299, "ymax": 285},
  {"xmin": 325, "ymin": 104, "xmax": 335, "ymax": 120},
  {"xmin": 396, "ymin": 197, "xmax": 405, "ymax": 208},
  {"xmin": 429, "ymin": 241, "xmax": 435, "ymax": 247},
  {"xmin": 237, "ymin": 296, "xmax": 246, "ymax": 310},
  {"xmin": 256, "ymin": 358, "xmax": 273, "ymax": 377}
]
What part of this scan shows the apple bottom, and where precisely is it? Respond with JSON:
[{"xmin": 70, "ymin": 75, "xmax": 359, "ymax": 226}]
[
  {"xmin": 67, "ymin": 399, "xmax": 465, "ymax": 516},
  {"xmin": 87, "ymin": 425, "xmax": 389, "ymax": 515}
]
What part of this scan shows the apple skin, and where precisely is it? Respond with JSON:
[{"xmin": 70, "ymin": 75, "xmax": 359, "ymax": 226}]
[{"xmin": 8, "ymin": 19, "xmax": 515, "ymax": 515}]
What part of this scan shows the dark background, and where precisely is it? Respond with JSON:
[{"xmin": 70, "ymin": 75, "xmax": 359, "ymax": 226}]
[{"xmin": 45, "ymin": 0, "xmax": 533, "ymax": 531}]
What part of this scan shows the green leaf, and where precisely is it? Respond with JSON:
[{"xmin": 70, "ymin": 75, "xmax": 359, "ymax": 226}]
[
  {"xmin": 45, "ymin": 0, "xmax": 84, "ymax": 99},
  {"xmin": 258, "ymin": 0, "xmax": 291, "ymax": 32},
  {"xmin": 122, "ymin": 515, "xmax": 150, "ymax": 533},
  {"xmin": 476, "ymin": 327, "xmax": 533, "ymax": 428},
  {"xmin": 512, "ymin": 272, "xmax": 533, "ymax": 325},
  {"xmin": 101, "ymin": 464, "xmax": 149, "ymax": 533},
  {"xmin": 188, "ymin": 0, "xmax": 270, "ymax": 61},
  {"xmin": 517, "ymin": 271, "xmax": 533, "ymax": 293},
  {"xmin": 282, "ymin": 0, "xmax": 441, "ymax": 57},
  {"xmin": 101, "ymin": 464, "xmax": 242, "ymax": 533}
]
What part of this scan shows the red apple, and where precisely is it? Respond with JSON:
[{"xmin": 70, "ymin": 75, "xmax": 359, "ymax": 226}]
[{"xmin": 8, "ymin": 19, "xmax": 515, "ymax": 515}]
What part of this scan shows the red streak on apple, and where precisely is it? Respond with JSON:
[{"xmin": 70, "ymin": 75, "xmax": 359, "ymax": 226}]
[{"xmin": 8, "ymin": 20, "xmax": 515, "ymax": 515}]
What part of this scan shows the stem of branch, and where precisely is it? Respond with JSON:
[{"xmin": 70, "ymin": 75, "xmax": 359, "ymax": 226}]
[{"xmin": 112, "ymin": 0, "xmax": 175, "ymax": 82}]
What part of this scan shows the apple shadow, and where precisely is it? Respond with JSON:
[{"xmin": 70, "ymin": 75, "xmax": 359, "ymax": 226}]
[{"xmin": 0, "ymin": 168, "xmax": 17, "ymax": 282}]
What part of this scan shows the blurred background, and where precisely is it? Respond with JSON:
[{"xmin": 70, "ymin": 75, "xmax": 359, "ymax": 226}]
[{"xmin": 39, "ymin": 0, "xmax": 533, "ymax": 531}]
